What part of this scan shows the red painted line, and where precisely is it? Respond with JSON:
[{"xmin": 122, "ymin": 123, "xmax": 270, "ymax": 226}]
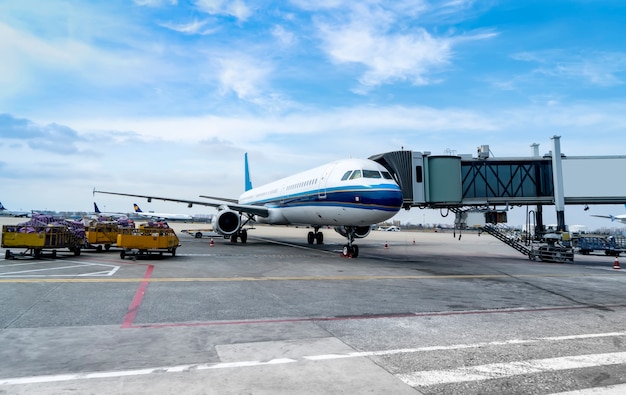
[{"xmin": 121, "ymin": 264, "xmax": 154, "ymax": 328}]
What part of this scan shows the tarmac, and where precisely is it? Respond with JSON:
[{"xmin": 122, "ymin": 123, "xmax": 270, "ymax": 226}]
[{"xmin": 1, "ymin": 217, "xmax": 626, "ymax": 394}]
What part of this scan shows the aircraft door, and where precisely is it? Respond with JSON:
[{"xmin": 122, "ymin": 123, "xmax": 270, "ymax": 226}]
[{"xmin": 317, "ymin": 163, "xmax": 337, "ymax": 200}]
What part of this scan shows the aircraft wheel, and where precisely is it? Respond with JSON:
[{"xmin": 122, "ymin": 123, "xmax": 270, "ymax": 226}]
[
  {"xmin": 352, "ymin": 245, "xmax": 359, "ymax": 258},
  {"xmin": 230, "ymin": 234, "xmax": 238, "ymax": 243},
  {"xmin": 307, "ymin": 232, "xmax": 315, "ymax": 244},
  {"xmin": 240, "ymin": 230, "xmax": 248, "ymax": 244},
  {"xmin": 316, "ymin": 232, "xmax": 324, "ymax": 244},
  {"xmin": 342, "ymin": 245, "xmax": 350, "ymax": 257}
]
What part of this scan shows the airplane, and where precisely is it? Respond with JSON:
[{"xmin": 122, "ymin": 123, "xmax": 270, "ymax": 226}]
[
  {"xmin": 95, "ymin": 153, "xmax": 403, "ymax": 257},
  {"xmin": 0, "ymin": 202, "xmax": 31, "ymax": 217},
  {"xmin": 591, "ymin": 204, "xmax": 626, "ymax": 225},
  {"xmin": 133, "ymin": 203, "xmax": 194, "ymax": 221},
  {"xmin": 91, "ymin": 202, "xmax": 129, "ymax": 219}
]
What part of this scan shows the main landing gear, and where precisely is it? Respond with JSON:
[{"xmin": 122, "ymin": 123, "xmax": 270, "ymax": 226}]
[{"xmin": 307, "ymin": 227, "xmax": 324, "ymax": 245}]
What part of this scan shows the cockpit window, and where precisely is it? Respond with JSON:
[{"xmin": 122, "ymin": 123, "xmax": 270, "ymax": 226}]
[
  {"xmin": 349, "ymin": 170, "xmax": 362, "ymax": 180},
  {"xmin": 381, "ymin": 171, "xmax": 393, "ymax": 180},
  {"xmin": 341, "ymin": 171, "xmax": 353, "ymax": 181},
  {"xmin": 363, "ymin": 170, "xmax": 382, "ymax": 179}
]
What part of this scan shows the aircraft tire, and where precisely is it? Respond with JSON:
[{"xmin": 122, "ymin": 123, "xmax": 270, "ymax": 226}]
[
  {"xmin": 352, "ymin": 245, "xmax": 359, "ymax": 258},
  {"xmin": 316, "ymin": 232, "xmax": 324, "ymax": 244},
  {"xmin": 240, "ymin": 230, "xmax": 248, "ymax": 244},
  {"xmin": 307, "ymin": 232, "xmax": 315, "ymax": 244}
]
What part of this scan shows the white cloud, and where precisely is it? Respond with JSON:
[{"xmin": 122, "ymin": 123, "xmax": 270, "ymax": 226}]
[
  {"xmin": 160, "ymin": 19, "xmax": 219, "ymax": 35},
  {"xmin": 512, "ymin": 50, "xmax": 626, "ymax": 87},
  {"xmin": 195, "ymin": 0, "xmax": 252, "ymax": 22},
  {"xmin": 311, "ymin": 1, "xmax": 495, "ymax": 92}
]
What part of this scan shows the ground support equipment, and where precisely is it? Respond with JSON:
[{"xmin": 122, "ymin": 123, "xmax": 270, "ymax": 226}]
[
  {"xmin": 117, "ymin": 224, "xmax": 180, "ymax": 259},
  {"xmin": 2, "ymin": 224, "xmax": 84, "ymax": 259}
]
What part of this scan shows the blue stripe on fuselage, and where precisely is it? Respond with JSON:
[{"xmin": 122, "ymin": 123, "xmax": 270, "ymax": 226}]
[{"xmin": 244, "ymin": 184, "xmax": 403, "ymax": 212}]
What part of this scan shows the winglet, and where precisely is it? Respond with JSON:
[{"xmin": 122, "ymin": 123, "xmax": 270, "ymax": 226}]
[
  {"xmin": 244, "ymin": 152, "xmax": 253, "ymax": 192},
  {"xmin": 133, "ymin": 203, "xmax": 142, "ymax": 213}
]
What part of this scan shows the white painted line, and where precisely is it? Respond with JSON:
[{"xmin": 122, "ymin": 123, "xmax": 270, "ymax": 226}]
[
  {"xmin": 549, "ymin": 382, "xmax": 626, "ymax": 394},
  {"xmin": 397, "ymin": 351, "xmax": 626, "ymax": 387},
  {"xmin": 1, "ymin": 332, "xmax": 624, "ymax": 386},
  {"xmin": 0, "ymin": 259, "xmax": 120, "ymax": 277}
]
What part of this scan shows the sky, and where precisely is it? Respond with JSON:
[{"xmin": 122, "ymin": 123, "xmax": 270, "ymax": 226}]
[{"xmin": 1, "ymin": 0, "xmax": 626, "ymax": 231}]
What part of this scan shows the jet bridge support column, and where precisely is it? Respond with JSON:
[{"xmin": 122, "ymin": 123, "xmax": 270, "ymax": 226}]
[{"xmin": 551, "ymin": 136, "xmax": 566, "ymax": 232}]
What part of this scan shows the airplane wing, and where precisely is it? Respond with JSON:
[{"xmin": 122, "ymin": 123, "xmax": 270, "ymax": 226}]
[
  {"xmin": 93, "ymin": 189, "xmax": 270, "ymax": 218},
  {"xmin": 590, "ymin": 215, "xmax": 614, "ymax": 220}
]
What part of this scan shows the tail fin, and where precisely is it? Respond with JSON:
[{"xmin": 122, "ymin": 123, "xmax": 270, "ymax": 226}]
[
  {"xmin": 0, "ymin": 202, "xmax": 5, "ymax": 211},
  {"xmin": 94, "ymin": 202, "xmax": 101, "ymax": 213},
  {"xmin": 244, "ymin": 152, "xmax": 253, "ymax": 191},
  {"xmin": 133, "ymin": 203, "xmax": 142, "ymax": 213}
]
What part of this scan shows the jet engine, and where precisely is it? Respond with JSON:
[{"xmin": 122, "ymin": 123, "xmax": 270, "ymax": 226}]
[
  {"xmin": 212, "ymin": 209, "xmax": 241, "ymax": 236},
  {"xmin": 333, "ymin": 225, "xmax": 371, "ymax": 239}
]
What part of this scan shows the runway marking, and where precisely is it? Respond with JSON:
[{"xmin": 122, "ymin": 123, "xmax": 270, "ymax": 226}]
[
  {"xmin": 121, "ymin": 264, "xmax": 154, "ymax": 328},
  {"xmin": 397, "ymin": 351, "xmax": 626, "ymax": 387},
  {"xmin": 0, "ymin": 331, "xmax": 624, "ymax": 386},
  {"xmin": 0, "ymin": 272, "xmax": 620, "ymax": 283},
  {"xmin": 0, "ymin": 259, "xmax": 120, "ymax": 277}
]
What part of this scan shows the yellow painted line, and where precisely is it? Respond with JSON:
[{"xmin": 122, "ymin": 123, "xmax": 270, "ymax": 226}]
[{"xmin": 0, "ymin": 273, "xmax": 616, "ymax": 283}]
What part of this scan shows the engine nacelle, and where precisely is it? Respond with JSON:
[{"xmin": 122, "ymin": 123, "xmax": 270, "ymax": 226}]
[
  {"xmin": 333, "ymin": 225, "xmax": 372, "ymax": 239},
  {"xmin": 212, "ymin": 209, "xmax": 241, "ymax": 236}
]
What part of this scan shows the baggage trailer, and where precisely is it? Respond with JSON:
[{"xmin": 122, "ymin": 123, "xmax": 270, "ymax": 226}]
[
  {"xmin": 2, "ymin": 224, "xmax": 84, "ymax": 259},
  {"xmin": 117, "ymin": 224, "xmax": 180, "ymax": 259},
  {"xmin": 84, "ymin": 221, "xmax": 121, "ymax": 252},
  {"xmin": 572, "ymin": 235, "xmax": 625, "ymax": 256}
]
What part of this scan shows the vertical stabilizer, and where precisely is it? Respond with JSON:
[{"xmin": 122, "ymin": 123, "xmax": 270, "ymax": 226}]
[
  {"xmin": 0, "ymin": 202, "xmax": 5, "ymax": 211},
  {"xmin": 94, "ymin": 202, "xmax": 101, "ymax": 213},
  {"xmin": 244, "ymin": 153, "xmax": 253, "ymax": 191}
]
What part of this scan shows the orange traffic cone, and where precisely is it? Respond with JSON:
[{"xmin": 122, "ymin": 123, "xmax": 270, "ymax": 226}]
[
  {"xmin": 210, "ymin": 238, "xmax": 215, "ymax": 247},
  {"xmin": 614, "ymin": 256, "xmax": 621, "ymax": 270}
]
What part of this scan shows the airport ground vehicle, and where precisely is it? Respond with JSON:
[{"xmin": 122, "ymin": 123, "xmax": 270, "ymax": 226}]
[
  {"xmin": 181, "ymin": 228, "xmax": 215, "ymax": 238},
  {"xmin": 84, "ymin": 221, "xmax": 120, "ymax": 251},
  {"xmin": 2, "ymin": 222, "xmax": 85, "ymax": 259},
  {"xmin": 117, "ymin": 223, "xmax": 180, "ymax": 259},
  {"xmin": 570, "ymin": 235, "xmax": 625, "ymax": 256}
]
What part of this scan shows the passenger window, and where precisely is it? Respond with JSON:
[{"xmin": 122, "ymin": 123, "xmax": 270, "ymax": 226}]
[
  {"xmin": 363, "ymin": 170, "xmax": 382, "ymax": 178},
  {"xmin": 349, "ymin": 170, "xmax": 362, "ymax": 180},
  {"xmin": 381, "ymin": 171, "xmax": 393, "ymax": 180},
  {"xmin": 341, "ymin": 171, "xmax": 353, "ymax": 181}
]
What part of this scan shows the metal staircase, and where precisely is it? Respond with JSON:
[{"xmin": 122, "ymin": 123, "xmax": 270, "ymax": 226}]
[{"xmin": 481, "ymin": 224, "xmax": 532, "ymax": 257}]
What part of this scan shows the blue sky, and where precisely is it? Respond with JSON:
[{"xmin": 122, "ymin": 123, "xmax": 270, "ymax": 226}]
[{"xmin": 1, "ymin": 0, "xmax": 626, "ymax": 230}]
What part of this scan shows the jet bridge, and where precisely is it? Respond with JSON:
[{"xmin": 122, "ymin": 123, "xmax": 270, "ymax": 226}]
[
  {"xmin": 371, "ymin": 137, "xmax": 626, "ymax": 262},
  {"xmin": 370, "ymin": 136, "xmax": 626, "ymax": 230}
]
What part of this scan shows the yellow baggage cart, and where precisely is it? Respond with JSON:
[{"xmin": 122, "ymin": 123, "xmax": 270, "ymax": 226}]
[
  {"xmin": 2, "ymin": 224, "xmax": 84, "ymax": 259},
  {"xmin": 117, "ymin": 224, "xmax": 180, "ymax": 259},
  {"xmin": 85, "ymin": 221, "xmax": 120, "ymax": 252}
]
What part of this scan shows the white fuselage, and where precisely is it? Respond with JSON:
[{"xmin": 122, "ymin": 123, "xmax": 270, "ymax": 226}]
[{"xmin": 238, "ymin": 158, "xmax": 403, "ymax": 227}]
